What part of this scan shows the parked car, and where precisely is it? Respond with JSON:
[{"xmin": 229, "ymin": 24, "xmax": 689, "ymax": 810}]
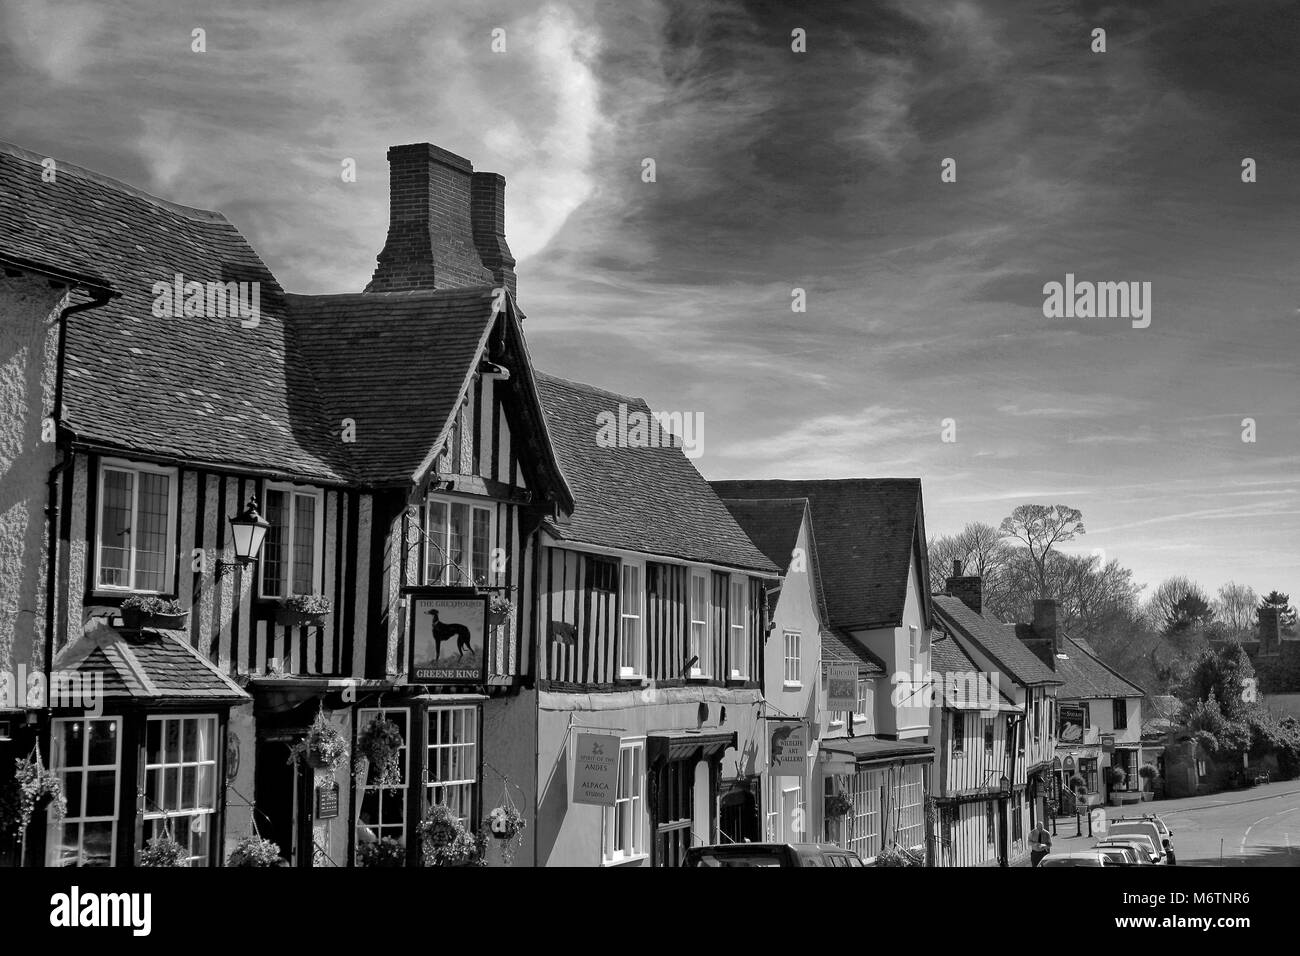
[
  {"xmin": 1094, "ymin": 844, "xmax": 1141, "ymax": 866},
  {"xmin": 684, "ymin": 843, "xmax": 865, "ymax": 867},
  {"xmin": 1108, "ymin": 819, "xmax": 1169, "ymax": 862},
  {"xmin": 1097, "ymin": 834, "xmax": 1160, "ymax": 864},
  {"xmin": 1039, "ymin": 850, "xmax": 1110, "ymax": 867}
]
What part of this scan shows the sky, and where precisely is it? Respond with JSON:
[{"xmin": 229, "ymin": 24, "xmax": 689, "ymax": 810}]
[{"xmin": 2, "ymin": 0, "xmax": 1298, "ymax": 604}]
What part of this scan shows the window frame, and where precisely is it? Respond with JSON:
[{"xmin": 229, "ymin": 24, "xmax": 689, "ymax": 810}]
[
  {"xmin": 425, "ymin": 705, "xmax": 479, "ymax": 825},
  {"xmin": 728, "ymin": 576, "xmax": 751, "ymax": 680},
  {"xmin": 1112, "ymin": 698, "xmax": 1128, "ymax": 731},
  {"xmin": 258, "ymin": 481, "xmax": 325, "ymax": 599},
  {"xmin": 424, "ymin": 495, "xmax": 496, "ymax": 587},
  {"xmin": 46, "ymin": 716, "xmax": 123, "ymax": 867},
  {"xmin": 141, "ymin": 713, "xmax": 220, "ymax": 866},
  {"xmin": 618, "ymin": 559, "xmax": 645, "ymax": 679},
  {"xmin": 355, "ymin": 706, "xmax": 411, "ymax": 853},
  {"xmin": 94, "ymin": 458, "xmax": 178, "ymax": 595},
  {"xmin": 601, "ymin": 737, "xmax": 647, "ymax": 865},
  {"xmin": 783, "ymin": 630, "xmax": 802, "ymax": 689},
  {"xmin": 853, "ymin": 678, "xmax": 872, "ymax": 724},
  {"xmin": 688, "ymin": 568, "xmax": 711, "ymax": 678}
]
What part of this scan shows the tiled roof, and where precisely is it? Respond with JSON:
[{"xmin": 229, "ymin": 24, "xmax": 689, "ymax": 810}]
[
  {"xmin": 821, "ymin": 628, "xmax": 887, "ymax": 674},
  {"xmin": 1054, "ymin": 634, "xmax": 1146, "ymax": 699},
  {"xmin": 54, "ymin": 623, "xmax": 249, "ymax": 702},
  {"xmin": 709, "ymin": 478, "xmax": 929, "ymax": 628},
  {"xmin": 932, "ymin": 594, "xmax": 1062, "ymax": 686},
  {"xmin": 929, "ymin": 634, "xmax": 1019, "ymax": 710},
  {"xmin": 717, "ymin": 498, "xmax": 807, "ymax": 571},
  {"xmin": 534, "ymin": 373, "xmax": 777, "ymax": 573},
  {"xmin": 0, "ymin": 140, "xmax": 349, "ymax": 481},
  {"xmin": 286, "ymin": 288, "xmax": 497, "ymax": 485}
]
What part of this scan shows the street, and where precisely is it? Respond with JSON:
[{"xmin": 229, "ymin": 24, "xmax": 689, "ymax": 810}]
[{"xmin": 1045, "ymin": 780, "xmax": 1300, "ymax": 866}]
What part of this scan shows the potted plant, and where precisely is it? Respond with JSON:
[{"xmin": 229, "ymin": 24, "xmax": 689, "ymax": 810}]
[
  {"xmin": 418, "ymin": 804, "xmax": 486, "ymax": 867},
  {"xmin": 276, "ymin": 594, "xmax": 331, "ymax": 627},
  {"xmin": 825, "ymin": 791, "xmax": 853, "ymax": 819},
  {"xmin": 120, "ymin": 595, "xmax": 188, "ymax": 630},
  {"xmin": 288, "ymin": 710, "xmax": 348, "ymax": 775},
  {"xmin": 139, "ymin": 833, "xmax": 190, "ymax": 867},
  {"xmin": 489, "ymin": 594, "xmax": 513, "ymax": 627},
  {"xmin": 354, "ymin": 715, "xmax": 404, "ymax": 790},
  {"xmin": 227, "ymin": 833, "xmax": 286, "ymax": 867},
  {"xmin": 357, "ymin": 836, "xmax": 406, "ymax": 868},
  {"xmin": 0, "ymin": 747, "xmax": 66, "ymax": 844},
  {"xmin": 1110, "ymin": 767, "xmax": 1128, "ymax": 792}
]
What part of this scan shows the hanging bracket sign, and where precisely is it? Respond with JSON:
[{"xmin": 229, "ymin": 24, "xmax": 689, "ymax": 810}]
[{"xmin": 573, "ymin": 732, "xmax": 621, "ymax": 807}]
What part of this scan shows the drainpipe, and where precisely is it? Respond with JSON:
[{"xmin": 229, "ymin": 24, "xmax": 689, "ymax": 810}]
[{"xmin": 42, "ymin": 289, "xmax": 113, "ymax": 724}]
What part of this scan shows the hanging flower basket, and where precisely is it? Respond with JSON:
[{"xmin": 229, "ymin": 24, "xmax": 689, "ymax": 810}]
[
  {"xmin": 357, "ymin": 836, "xmax": 406, "ymax": 868},
  {"xmin": 288, "ymin": 710, "xmax": 348, "ymax": 775},
  {"xmin": 276, "ymin": 594, "xmax": 331, "ymax": 627},
  {"xmin": 488, "ymin": 805, "xmax": 525, "ymax": 841},
  {"xmin": 139, "ymin": 833, "xmax": 190, "ymax": 867},
  {"xmin": 354, "ymin": 716, "xmax": 404, "ymax": 789},
  {"xmin": 120, "ymin": 595, "xmax": 189, "ymax": 631},
  {"xmin": 419, "ymin": 804, "xmax": 486, "ymax": 867},
  {"xmin": 227, "ymin": 833, "xmax": 286, "ymax": 867},
  {"xmin": 0, "ymin": 747, "xmax": 66, "ymax": 842},
  {"xmin": 488, "ymin": 595, "xmax": 513, "ymax": 627},
  {"xmin": 825, "ymin": 791, "xmax": 853, "ymax": 819}
]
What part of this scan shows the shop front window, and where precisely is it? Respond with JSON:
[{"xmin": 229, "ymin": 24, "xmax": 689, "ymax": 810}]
[
  {"xmin": 142, "ymin": 715, "xmax": 219, "ymax": 866},
  {"xmin": 47, "ymin": 717, "xmax": 122, "ymax": 867},
  {"xmin": 356, "ymin": 708, "xmax": 410, "ymax": 852},
  {"xmin": 426, "ymin": 706, "xmax": 477, "ymax": 823}
]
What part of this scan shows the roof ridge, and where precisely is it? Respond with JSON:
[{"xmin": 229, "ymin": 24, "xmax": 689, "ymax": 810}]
[
  {"xmin": 534, "ymin": 369, "xmax": 651, "ymax": 408},
  {"xmin": 286, "ymin": 286, "xmax": 497, "ymax": 303},
  {"xmin": 0, "ymin": 139, "xmax": 231, "ymax": 224}
]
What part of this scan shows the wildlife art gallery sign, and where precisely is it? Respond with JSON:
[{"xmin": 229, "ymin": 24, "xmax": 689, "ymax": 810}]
[{"xmin": 405, "ymin": 591, "xmax": 489, "ymax": 685}]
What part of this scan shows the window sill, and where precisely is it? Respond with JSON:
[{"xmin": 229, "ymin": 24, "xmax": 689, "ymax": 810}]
[
  {"xmin": 601, "ymin": 853, "xmax": 648, "ymax": 867},
  {"xmin": 782, "ymin": 681, "xmax": 802, "ymax": 691}
]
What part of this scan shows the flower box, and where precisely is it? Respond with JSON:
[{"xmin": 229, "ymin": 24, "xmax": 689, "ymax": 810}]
[
  {"xmin": 275, "ymin": 595, "xmax": 331, "ymax": 628},
  {"xmin": 120, "ymin": 596, "xmax": 189, "ymax": 631}
]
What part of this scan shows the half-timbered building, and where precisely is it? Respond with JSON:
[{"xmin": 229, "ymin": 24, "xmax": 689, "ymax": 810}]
[
  {"xmin": 529, "ymin": 374, "xmax": 779, "ymax": 866},
  {"xmin": 933, "ymin": 564, "xmax": 1063, "ymax": 840},
  {"xmin": 712, "ymin": 478, "xmax": 938, "ymax": 864}
]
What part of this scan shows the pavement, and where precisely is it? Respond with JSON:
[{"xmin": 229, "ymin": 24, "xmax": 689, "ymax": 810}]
[{"xmin": 1033, "ymin": 779, "xmax": 1300, "ymax": 866}]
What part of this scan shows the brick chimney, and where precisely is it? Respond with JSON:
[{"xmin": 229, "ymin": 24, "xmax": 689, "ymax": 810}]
[
  {"xmin": 1258, "ymin": 606, "xmax": 1281, "ymax": 654},
  {"xmin": 365, "ymin": 143, "xmax": 514, "ymax": 295},
  {"xmin": 1033, "ymin": 599, "xmax": 1058, "ymax": 655},
  {"xmin": 946, "ymin": 558, "xmax": 983, "ymax": 615},
  {"xmin": 470, "ymin": 172, "xmax": 517, "ymax": 299}
]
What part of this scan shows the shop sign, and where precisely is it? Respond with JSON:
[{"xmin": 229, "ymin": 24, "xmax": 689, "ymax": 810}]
[
  {"xmin": 770, "ymin": 723, "xmax": 808, "ymax": 776},
  {"xmin": 1058, "ymin": 705, "xmax": 1085, "ymax": 743},
  {"xmin": 315, "ymin": 783, "xmax": 339, "ymax": 820},
  {"xmin": 405, "ymin": 591, "xmax": 489, "ymax": 684},
  {"xmin": 826, "ymin": 664, "xmax": 859, "ymax": 712},
  {"xmin": 1101, "ymin": 734, "xmax": 1115, "ymax": 754},
  {"xmin": 573, "ymin": 733, "xmax": 621, "ymax": 807}
]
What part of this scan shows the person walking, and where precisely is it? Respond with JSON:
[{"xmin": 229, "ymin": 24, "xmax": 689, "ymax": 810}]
[{"xmin": 1029, "ymin": 820, "xmax": 1053, "ymax": 867}]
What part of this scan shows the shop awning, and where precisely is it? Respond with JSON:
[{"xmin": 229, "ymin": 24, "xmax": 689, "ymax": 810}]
[
  {"xmin": 647, "ymin": 729, "xmax": 736, "ymax": 765},
  {"xmin": 818, "ymin": 736, "xmax": 934, "ymax": 768}
]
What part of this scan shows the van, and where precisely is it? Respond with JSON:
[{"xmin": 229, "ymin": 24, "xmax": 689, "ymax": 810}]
[{"xmin": 684, "ymin": 843, "xmax": 866, "ymax": 867}]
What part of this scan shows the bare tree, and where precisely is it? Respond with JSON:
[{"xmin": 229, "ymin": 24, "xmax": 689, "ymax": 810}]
[
  {"xmin": 1214, "ymin": 582, "xmax": 1259, "ymax": 640},
  {"xmin": 998, "ymin": 504, "xmax": 1085, "ymax": 597},
  {"xmin": 928, "ymin": 522, "xmax": 1019, "ymax": 617}
]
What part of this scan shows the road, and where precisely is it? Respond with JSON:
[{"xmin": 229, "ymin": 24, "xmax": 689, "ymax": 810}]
[{"xmin": 1044, "ymin": 779, "xmax": 1300, "ymax": 866}]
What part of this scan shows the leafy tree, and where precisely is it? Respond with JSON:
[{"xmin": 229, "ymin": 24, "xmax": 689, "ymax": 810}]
[
  {"xmin": 998, "ymin": 504, "xmax": 1085, "ymax": 598},
  {"xmin": 1258, "ymin": 591, "xmax": 1298, "ymax": 636},
  {"xmin": 1177, "ymin": 693, "xmax": 1249, "ymax": 756},
  {"xmin": 1180, "ymin": 641, "xmax": 1255, "ymax": 719}
]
